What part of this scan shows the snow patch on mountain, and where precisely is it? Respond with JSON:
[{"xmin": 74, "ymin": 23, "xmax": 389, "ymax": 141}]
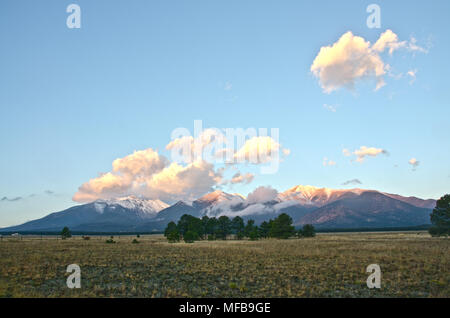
[
  {"xmin": 95, "ymin": 196, "xmax": 169, "ymax": 216},
  {"xmin": 278, "ymin": 185, "xmax": 364, "ymax": 206}
]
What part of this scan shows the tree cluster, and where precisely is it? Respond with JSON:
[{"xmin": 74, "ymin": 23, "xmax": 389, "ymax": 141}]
[{"xmin": 164, "ymin": 213, "xmax": 315, "ymax": 243}]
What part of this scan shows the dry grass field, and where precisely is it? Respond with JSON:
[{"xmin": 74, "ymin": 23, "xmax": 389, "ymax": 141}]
[{"xmin": 0, "ymin": 232, "xmax": 448, "ymax": 298}]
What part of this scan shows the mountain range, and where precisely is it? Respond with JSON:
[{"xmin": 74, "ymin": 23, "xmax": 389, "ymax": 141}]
[{"xmin": 0, "ymin": 185, "xmax": 436, "ymax": 232}]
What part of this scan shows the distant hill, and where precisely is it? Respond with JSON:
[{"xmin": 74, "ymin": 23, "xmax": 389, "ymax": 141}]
[{"xmin": 0, "ymin": 186, "xmax": 436, "ymax": 233}]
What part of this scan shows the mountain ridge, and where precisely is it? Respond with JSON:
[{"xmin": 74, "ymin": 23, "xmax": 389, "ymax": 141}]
[{"xmin": 0, "ymin": 185, "xmax": 436, "ymax": 232}]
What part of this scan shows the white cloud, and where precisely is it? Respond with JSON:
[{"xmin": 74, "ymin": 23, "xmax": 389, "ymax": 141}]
[
  {"xmin": 372, "ymin": 29, "xmax": 406, "ymax": 54},
  {"xmin": 73, "ymin": 148, "xmax": 224, "ymax": 203},
  {"xmin": 311, "ymin": 29, "xmax": 427, "ymax": 93},
  {"xmin": 75, "ymin": 131, "xmax": 290, "ymax": 203},
  {"xmin": 323, "ymin": 104, "xmax": 337, "ymax": 112},
  {"xmin": 282, "ymin": 148, "xmax": 291, "ymax": 156},
  {"xmin": 167, "ymin": 131, "xmax": 289, "ymax": 166},
  {"xmin": 407, "ymin": 37, "xmax": 428, "ymax": 54},
  {"xmin": 273, "ymin": 200, "xmax": 298, "ymax": 211},
  {"xmin": 218, "ymin": 203, "xmax": 272, "ymax": 218},
  {"xmin": 166, "ymin": 128, "xmax": 226, "ymax": 164},
  {"xmin": 224, "ymin": 82, "xmax": 233, "ymax": 91},
  {"xmin": 112, "ymin": 148, "xmax": 169, "ymax": 176},
  {"xmin": 407, "ymin": 69, "xmax": 417, "ymax": 84},
  {"xmin": 247, "ymin": 186, "xmax": 278, "ymax": 204},
  {"xmin": 408, "ymin": 158, "xmax": 420, "ymax": 171},
  {"xmin": 344, "ymin": 146, "xmax": 388, "ymax": 163},
  {"xmin": 323, "ymin": 157, "xmax": 336, "ymax": 166},
  {"xmin": 230, "ymin": 172, "xmax": 254, "ymax": 185},
  {"xmin": 234, "ymin": 136, "xmax": 289, "ymax": 164}
]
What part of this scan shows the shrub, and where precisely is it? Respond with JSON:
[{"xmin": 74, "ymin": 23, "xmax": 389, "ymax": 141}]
[
  {"xmin": 132, "ymin": 239, "xmax": 139, "ymax": 244},
  {"xmin": 301, "ymin": 224, "xmax": 316, "ymax": 238},
  {"xmin": 164, "ymin": 221, "xmax": 181, "ymax": 242},
  {"xmin": 183, "ymin": 231, "xmax": 198, "ymax": 243},
  {"xmin": 167, "ymin": 230, "xmax": 181, "ymax": 243},
  {"xmin": 60, "ymin": 227, "xmax": 72, "ymax": 240},
  {"xmin": 429, "ymin": 226, "xmax": 449, "ymax": 237}
]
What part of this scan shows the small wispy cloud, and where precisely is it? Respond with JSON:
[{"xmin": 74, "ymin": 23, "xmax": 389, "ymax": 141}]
[
  {"xmin": 323, "ymin": 157, "xmax": 336, "ymax": 166},
  {"xmin": 407, "ymin": 37, "xmax": 429, "ymax": 54},
  {"xmin": 408, "ymin": 158, "xmax": 420, "ymax": 171},
  {"xmin": 344, "ymin": 146, "xmax": 389, "ymax": 163},
  {"xmin": 323, "ymin": 104, "xmax": 337, "ymax": 112},
  {"xmin": 230, "ymin": 172, "xmax": 254, "ymax": 185},
  {"xmin": 342, "ymin": 179, "xmax": 362, "ymax": 186},
  {"xmin": 1, "ymin": 196, "xmax": 23, "ymax": 202},
  {"xmin": 407, "ymin": 69, "xmax": 417, "ymax": 85},
  {"xmin": 224, "ymin": 81, "xmax": 232, "ymax": 91}
]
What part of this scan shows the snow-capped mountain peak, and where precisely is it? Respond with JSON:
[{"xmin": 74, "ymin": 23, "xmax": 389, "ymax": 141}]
[
  {"xmin": 94, "ymin": 196, "xmax": 169, "ymax": 216},
  {"xmin": 278, "ymin": 185, "xmax": 365, "ymax": 207},
  {"xmin": 196, "ymin": 190, "xmax": 246, "ymax": 217},
  {"xmin": 197, "ymin": 190, "xmax": 243, "ymax": 204},
  {"xmin": 0, "ymin": 185, "xmax": 436, "ymax": 233}
]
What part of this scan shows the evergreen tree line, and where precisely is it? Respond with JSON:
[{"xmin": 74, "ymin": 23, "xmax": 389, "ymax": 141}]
[{"xmin": 164, "ymin": 213, "xmax": 315, "ymax": 243}]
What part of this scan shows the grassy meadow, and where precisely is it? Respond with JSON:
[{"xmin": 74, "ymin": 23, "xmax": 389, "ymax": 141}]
[{"xmin": 0, "ymin": 232, "xmax": 448, "ymax": 297}]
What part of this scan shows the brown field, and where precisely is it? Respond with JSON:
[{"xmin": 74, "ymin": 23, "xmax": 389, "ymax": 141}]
[{"xmin": 0, "ymin": 232, "xmax": 448, "ymax": 297}]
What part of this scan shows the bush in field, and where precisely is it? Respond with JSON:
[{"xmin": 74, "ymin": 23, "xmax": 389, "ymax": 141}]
[
  {"xmin": 299, "ymin": 224, "xmax": 316, "ymax": 238},
  {"xmin": 61, "ymin": 227, "xmax": 71, "ymax": 239},
  {"xmin": 183, "ymin": 231, "xmax": 198, "ymax": 243},
  {"xmin": 105, "ymin": 236, "xmax": 116, "ymax": 244},
  {"xmin": 132, "ymin": 239, "xmax": 139, "ymax": 244},
  {"xmin": 429, "ymin": 194, "xmax": 450, "ymax": 237}
]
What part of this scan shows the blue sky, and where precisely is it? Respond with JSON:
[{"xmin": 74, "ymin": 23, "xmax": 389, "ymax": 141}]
[{"xmin": 1, "ymin": 0, "xmax": 449, "ymax": 227}]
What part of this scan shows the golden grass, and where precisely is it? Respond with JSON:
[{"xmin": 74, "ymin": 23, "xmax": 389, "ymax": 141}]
[{"xmin": 0, "ymin": 232, "xmax": 448, "ymax": 297}]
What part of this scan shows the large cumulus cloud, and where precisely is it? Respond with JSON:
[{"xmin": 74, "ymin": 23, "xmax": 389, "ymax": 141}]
[
  {"xmin": 73, "ymin": 149, "xmax": 223, "ymax": 203},
  {"xmin": 311, "ymin": 29, "xmax": 426, "ymax": 93}
]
